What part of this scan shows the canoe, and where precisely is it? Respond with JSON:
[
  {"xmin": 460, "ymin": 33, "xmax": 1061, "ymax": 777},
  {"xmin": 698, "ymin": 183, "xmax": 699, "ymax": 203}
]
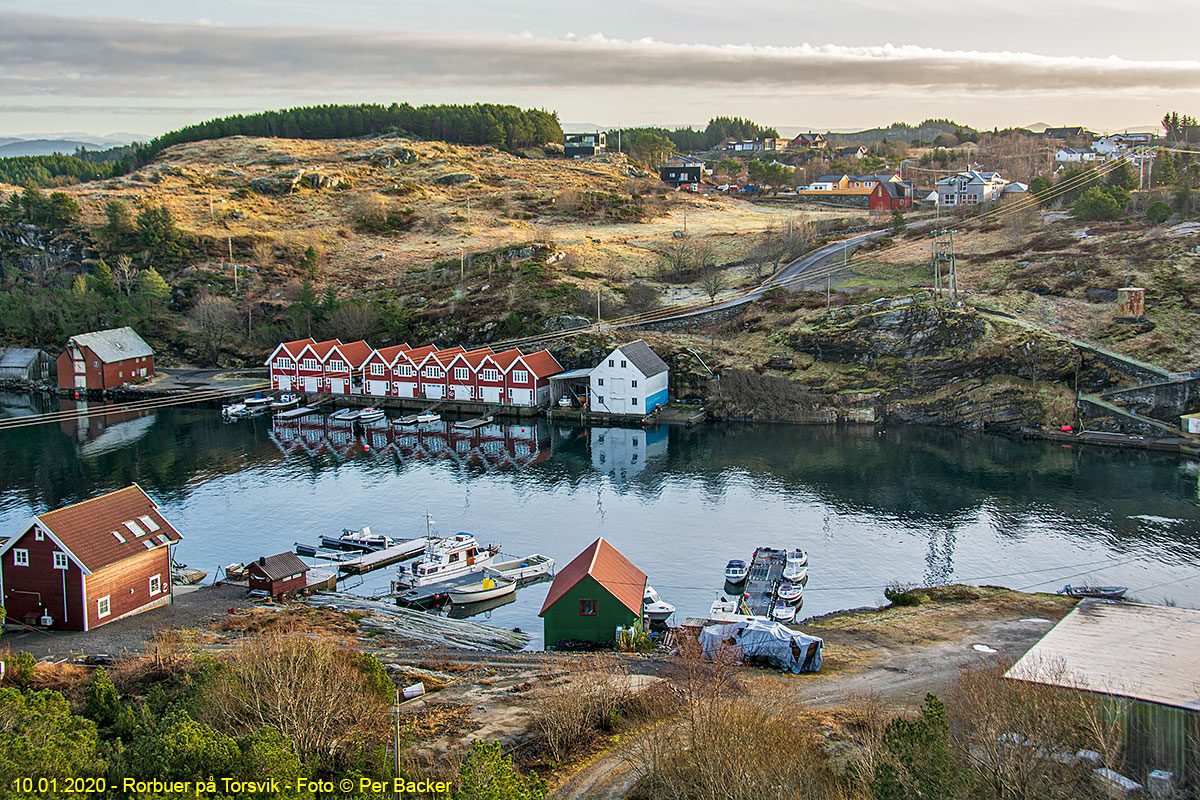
[{"xmin": 448, "ymin": 576, "xmax": 516, "ymax": 604}]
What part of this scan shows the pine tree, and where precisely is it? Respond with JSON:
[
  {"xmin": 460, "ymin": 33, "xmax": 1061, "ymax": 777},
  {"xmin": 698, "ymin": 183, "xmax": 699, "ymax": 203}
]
[
  {"xmin": 136, "ymin": 267, "xmax": 171, "ymax": 305},
  {"xmin": 92, "ymin": 260, "xmax": 115, "ymax": 295},
  {"xmin": 1154, "ymin": 148, "xmax": 1177, "ymax": 187},
  {"xmin": 301, "ymin": 246, "xmax": 320, "ymax": 279}
]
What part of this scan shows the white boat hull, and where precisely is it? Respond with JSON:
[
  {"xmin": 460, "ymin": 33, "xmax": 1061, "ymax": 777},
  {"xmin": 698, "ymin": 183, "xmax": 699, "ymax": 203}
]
[
  {"xmin": 483, "ymin": 554, "xmax": 554, "ymax": 582},
  {"xmin": 449, "ymin": 578, "xmax": 516, "ymax": 604}
]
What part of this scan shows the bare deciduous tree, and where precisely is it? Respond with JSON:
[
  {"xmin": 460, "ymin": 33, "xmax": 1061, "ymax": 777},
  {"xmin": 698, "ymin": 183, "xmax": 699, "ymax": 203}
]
[
  {"xmin": 188, "ymin": 294, "xmax": 240, "ymax": 365},
  {"xmin": 113, "ymin": 253, "xmax": 139, "ymax": 296},
  {"xmin": 699, "ymin": 268, "xmax": 728, "ymax": 303},
  {"xmin": 324, "ymin": 302, "xmax": 382, "ymax": 342}
]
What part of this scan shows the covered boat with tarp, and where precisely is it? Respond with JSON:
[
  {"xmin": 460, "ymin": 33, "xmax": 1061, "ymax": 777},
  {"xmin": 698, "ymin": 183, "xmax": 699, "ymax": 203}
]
[{"xmin": 698, "ymin": 619, "xmax": 824, "ymax": 674}]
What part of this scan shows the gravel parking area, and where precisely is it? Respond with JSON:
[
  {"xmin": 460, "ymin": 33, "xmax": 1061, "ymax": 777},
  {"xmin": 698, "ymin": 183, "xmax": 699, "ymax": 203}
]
[{"xmin": 2, "ymin": 583, "xmax": 254, "ymax": 661}]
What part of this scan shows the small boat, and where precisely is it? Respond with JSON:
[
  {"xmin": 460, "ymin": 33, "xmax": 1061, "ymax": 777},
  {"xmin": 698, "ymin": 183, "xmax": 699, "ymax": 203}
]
[
  {"xmin": 776, "ymin": 581, "xmax": 804, "ymax": 603},
  {"xmin": 244, "ymin": 392, "xmax": 272, "ymax": 408},
  {"xmin": 356, "ymin": 407, "xmax": 386, "ymax": 423},
  {"xmin": 320, "ymin": 526, "xmax": 394, "ymax": 552},
  {"xmin": 709, "ymin": 594, "xmax": 740, "ymax": 617},
  {"xmin": 446, "ymin": 591, "xmax": 517, "ymax": 619},
  {"xmin": 448, "ymin": 576, "xmax": 516, "ymax": 604},
  {"xmin": 643, "ymin": 584, "xmax": 675, "ymax": 623},
  {"xmin": 484, "ymin": 553, "xmax": 555, "ymax": 582},
  {"xmin": 330, "ymin": 408, "xmax": 362, "ymax": 421},
  {"xmin": 783, "ymin": 549, "xmax": 808, "ymax": 582},
  {"xmin": 271, "ymin": 393, "xmax": 301, "ymax": 410},
  {"xmin": 393, "ymin": 414, "xmax": 420, "ymax": 427},
  {"xmin": 1060, "ymin": 584, "xmax": 1128, "ymax": 600},
  {"xmin": 789, "ymin": 566, "xmax": 809, "ymax": 586},
  {"xmin": 724, "ymin": 559, "xmax": 748, "ymax": 584},
  {"xmin": 221, "ymin": 401, "xmax": 248, "ymax": 418},
  {"xmin": 772, "ymin": 600, "xmax": 797, "ymax": 624},
  {"xmin": 416, "ymin": 412, "xmax": 441, "ymax": 424}
]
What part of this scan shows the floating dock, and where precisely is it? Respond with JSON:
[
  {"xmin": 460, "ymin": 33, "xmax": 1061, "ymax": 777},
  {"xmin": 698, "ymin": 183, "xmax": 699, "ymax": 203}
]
[
  {"xmin": 277, "ymin": 405, "xmax": 320, "ymax": 420},
  {"xmin": 393, "ymin": 573, "xmax": 484, "ymax": 609},
  {"xmin": 742, "ymin": 546, "xmax": 786, "ymax": 617},
  {"xmin": 453, "ymin": 414, "xmax": 494, "ymax": 430},
  {"xmin": 335, "ymin": 538, "xmax": 428, "ymax": 576}
]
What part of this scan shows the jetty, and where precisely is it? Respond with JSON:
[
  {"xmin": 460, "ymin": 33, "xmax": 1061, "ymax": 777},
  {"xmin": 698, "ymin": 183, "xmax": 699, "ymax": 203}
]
[
  {"xmin": 742, "ymin": 546, "xmax": 787, "ymax": 617},
  {"xmin": 335, "ymin": 537, "xmax": 428, "ymax": 575},
  {"xmin": 453, "ymin": 413, "xmax": 495, "ymax": 430},
  {"xmin": 277, "ymin": 405, "xmax": 320, "ymax": 420}
]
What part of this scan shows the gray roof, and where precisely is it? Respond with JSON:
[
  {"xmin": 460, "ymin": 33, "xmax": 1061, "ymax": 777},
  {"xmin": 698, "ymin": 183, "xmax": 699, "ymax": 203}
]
[
  {"xmin": 69, "ymin": 327, "xmax": 153, "ymax": 363},
  {"xmin": 248, "ymin": 551, "xmax": 309, "ymax": 582},
  {"xmin": 0, "ymin": 348, "xmax": 46, "ymax": 369},
  {"xmin": 1007, "ymin": 599, "xmax": 1200, "ymax": 712},
  {"xmin": 552, "ymin": 367, "xmax": 594, "ymax": 380},
  {"xmin": 616, "ymin": 340, "xmax": 668, "ymax": 378}
]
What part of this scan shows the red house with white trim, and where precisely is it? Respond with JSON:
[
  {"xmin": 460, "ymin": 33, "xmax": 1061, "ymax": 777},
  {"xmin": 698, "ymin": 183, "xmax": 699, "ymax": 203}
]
[
  {"xmin": 363, "ymin": 344, "xmax": 410, "ymax": 397},
  {"xmin": 324, "ymin": 340, "xmax": 373, "ymax": 395},
  {"xmin": 265, "ymin": 338, "xmax": 314, "ymax": 392},
  {"xmin": 510, "ymin": 350, "xmax": 563, "ymax": 406},
  {"xmin": 446, "ymin": 347, "xmax": 494, "ymax": 401},
  {"xmin": 0, "ymin": 485, "xmax": 182, "ymax": 631},
  {"xmin": 294, "ymin": 339, "xmax": 341, "ymax": 394},
  {"xmin": 56, "ymin": 327, "xmax": 155, "ymax": 392}
]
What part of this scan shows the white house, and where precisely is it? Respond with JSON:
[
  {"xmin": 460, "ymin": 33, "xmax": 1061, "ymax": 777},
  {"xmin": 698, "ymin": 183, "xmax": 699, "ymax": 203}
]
[
  {"xmin": 589, "ymin": 341, "xmax": 669, "ymax": 416},
  {"xmin": 935, "ymin": 170, "xmax": 1025, "ymax": 208},
  {"xmin": 1092, "ymin": 137, "xmax": 1129, "ymax": 158},
  {"xmin": 1055, "ymin": 147, "xmax": 1098, "ymax": 163}
]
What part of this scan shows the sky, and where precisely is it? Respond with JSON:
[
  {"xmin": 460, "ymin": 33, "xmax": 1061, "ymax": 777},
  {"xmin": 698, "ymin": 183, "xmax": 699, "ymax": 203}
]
[{"xmin": 2, "ymin": 0, "xmax": 1199, "ymax": 139}]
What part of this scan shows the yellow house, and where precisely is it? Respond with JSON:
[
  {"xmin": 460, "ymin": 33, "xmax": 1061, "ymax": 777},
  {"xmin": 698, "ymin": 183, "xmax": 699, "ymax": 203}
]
[{"xmin": 797, "ymin": 173, "xmax": 901, "ymax": 196}]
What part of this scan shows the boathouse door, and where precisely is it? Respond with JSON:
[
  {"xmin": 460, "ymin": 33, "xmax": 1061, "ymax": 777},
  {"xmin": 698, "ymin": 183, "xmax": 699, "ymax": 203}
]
[
  {"xmin": 276, "ymin": 376, "xmax": 292, "ymax": 391},
  {"xmin": 329, "ymin": 378, "xmax": 347, "ymax": 394},
  {"xmin": 303, "ymin": 376, "xmax": 319, "ymax": 392}
]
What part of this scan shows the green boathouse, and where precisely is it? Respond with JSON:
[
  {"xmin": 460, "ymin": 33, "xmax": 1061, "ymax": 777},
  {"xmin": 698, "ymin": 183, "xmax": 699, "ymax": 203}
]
[{"xmin": 539, "ymin": 537, "xmax": 646, "ymax": 649}]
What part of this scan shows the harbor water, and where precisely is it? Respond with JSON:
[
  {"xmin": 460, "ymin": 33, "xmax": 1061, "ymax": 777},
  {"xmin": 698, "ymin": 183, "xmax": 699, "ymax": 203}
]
[{"xmin": 2, "ymin": 392, "xmax": 1199, "ymax": 649}]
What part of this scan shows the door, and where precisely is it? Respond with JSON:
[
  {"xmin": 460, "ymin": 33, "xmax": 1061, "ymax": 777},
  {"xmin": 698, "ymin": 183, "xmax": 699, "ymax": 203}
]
[
  {"xmin": 303, "ymin": 376, "xmax": 319, "ymax": 392},
  {"xmin": 608, "ymin": 377, "xmax": 626, "ymax": 413},
  {"xmin": 510, "ymin": 388, "xmax": 533, "ymax": 406},
  {"xmin": 424, "ymin": 384, "xmax": 444, "ymax": 400},
  {"xmin": 481, "ymin": 386, "xmax": 501, "ymax": 403},
  {"xmin": 276, "ymin": 376, "xmax": 292, "ymax": 391},
  {"xmin": 366, "ymin": 380, "xmax": 388, "ymax": 396},
  {"xmin": 453, "ymin": 385, "xmax": 472, "ymax": 400},
  {"xmin": 330, "ymin": 378, "xmax": 347, "ymax": 394}
]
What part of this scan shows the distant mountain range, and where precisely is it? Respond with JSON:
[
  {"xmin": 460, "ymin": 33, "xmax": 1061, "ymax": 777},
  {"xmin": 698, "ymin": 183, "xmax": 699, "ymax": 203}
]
[{"xmin": 0, "ymin": 132, "xmax": 150, "ymax": 158}]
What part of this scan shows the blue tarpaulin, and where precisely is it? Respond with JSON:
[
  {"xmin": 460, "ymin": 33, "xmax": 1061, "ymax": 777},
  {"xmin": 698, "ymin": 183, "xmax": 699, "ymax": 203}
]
[{"xmin": 698, "ymin": 619, "xmax": 823, "ymax": 673}]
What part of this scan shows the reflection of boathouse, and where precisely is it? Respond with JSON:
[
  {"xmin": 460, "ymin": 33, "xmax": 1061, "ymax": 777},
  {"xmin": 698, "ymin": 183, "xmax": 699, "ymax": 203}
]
[
  {"xmin": 57, "ymin": 398, "xmax": 157, "ymax": 456},
  {"xmin": 269, "ymin": 415, "xmax": 550, "ymax": 469},
  {"xmin": 590, "ymin": 426, "xmax": 668, "ymax": 482}
]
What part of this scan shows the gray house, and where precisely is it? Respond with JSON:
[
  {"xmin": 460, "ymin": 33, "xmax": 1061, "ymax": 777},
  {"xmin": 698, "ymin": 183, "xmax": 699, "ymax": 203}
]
[
  {"xmin": 935, "ymin": 170, "xmax": 1026, "ymax": 208},
  {"xmin": 564, "ymin": 132, "xmax": 607, "ymax": 158},
  {"xmin": 0, "ymin": 347, "xmax": 54, "ymax": 382}
]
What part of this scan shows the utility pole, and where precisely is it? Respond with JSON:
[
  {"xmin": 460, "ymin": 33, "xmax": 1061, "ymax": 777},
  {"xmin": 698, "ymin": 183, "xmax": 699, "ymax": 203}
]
[
  {"xmin": 932, "ymin": 229, "xmax": 957, "ymax": 299},
  {"xmin": 392, "ymin": 689, "xmax": 402, "ymax": 800},
  {"xmin": 596, "ymin": 287, "xmax": 601, "ymax": 329},
  {"xmin": 826, "ymin": 275, "xmax": 831, "ymax": 308},
  {"xmin": 459, "ymin": 247, "xmax": 465, "ymax": 281}
]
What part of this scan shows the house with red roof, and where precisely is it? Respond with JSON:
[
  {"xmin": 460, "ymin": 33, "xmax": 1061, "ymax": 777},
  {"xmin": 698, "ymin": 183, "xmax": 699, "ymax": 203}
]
[
  {"xmin": 265, "ymin": 338, "xmax": 314, "ymax": 392},
  {"xmin": 294, "ymin": 339, "xmax": 341, "ymax": 394},
  {"xmin": 446, "ymin": 347, "xmax": 494, "ymax": 401},
  {"xmin": 363, "ymin": 344, "xmax": 410, "ymax": 397},
  {"xmin": 0, "ymin": 485, "xmax": 183, "ymax": 631},
  {"xmin": 324, "ymin": 340, "xmax": 374, "ymax": 395},
  {"xmin": 508, "ymin": 350, "xmax": 563, "ymax": 407},
  {"xmin": 538, "ymin": 537, "xmax": 647, "ymax": 648}
]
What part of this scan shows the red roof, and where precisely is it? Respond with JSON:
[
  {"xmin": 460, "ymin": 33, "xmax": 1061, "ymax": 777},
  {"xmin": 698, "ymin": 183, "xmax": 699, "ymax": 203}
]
[
  {"xmin": 373, "ymin": 344, "xmax": 410, "ymax": 364},
  {"xmin": 404, "ymin": 345, "xmax": 438, "ymax": 365},
  {"xmin": 538, "ymin": 537, "xmax": 646, "ymax": 617},
  {"xmin": 7, "ymin": 485, "xmax": 183, "ymax": 574},
  {"xmin": 280, "ymin": 338, "xmax": 314, "ymax": 357},
  {"xmin": 520, "ymin": 349, "xmax": 563, "ymax": 378},
  {"xmin": 334, "ymin": 340, "xmax": 374, "ymax": 368},
  {"xmin": 490, "ymin": 348, "xmax": 523, "ymax": 370},
  {"xmin": 306, "ymin": 339, "xmax": 341, "ymax": 359}
]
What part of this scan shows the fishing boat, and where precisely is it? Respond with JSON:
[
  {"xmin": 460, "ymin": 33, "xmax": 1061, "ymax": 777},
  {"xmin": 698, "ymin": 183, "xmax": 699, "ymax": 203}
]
[
  {"xmin": 356, "ymin": 407, "xmax": 386, "ymax": 423},
  {"xmin": 244, "ymin": 392, "xmax": 272, "ymax": 408},
  {"xmin": 776, "ymin": 581, "xmax": 804, "ymax": 603},
  {"xmin": 783, "ymin": 549, "xmax": 808, "ymax": 582},
  {"xmin": 448, "ymin": 576, "xmax": 516, "ymax": 604},
  {"xmin": 330, "ymin": 407, "xmax": 362, "ymax": 421},
  {"xmin": 771, "ymin": 600, "xmax": 797, "ymax": 624},
  {"xmin": 270, "ymin": 393, "xmax": 301, "ymax": 410},
  {"xmin": 320, "ymin": 526, "xmax": 394, "ymax": 552},
  {"xmin": 643, "ymin": 585, "xmax": 675, "ymax": 623},
  {"xmin": 416, "ymin": 412, "xmax": 441, "ymax": 424},
  {"xmin": 1060, "ymin": 584, "xmax": 1128, "ymax": 600},
  {"xmin": 483, "ymin": 554, "xmax": 555, "ymax": 582},
  {"xmin": 400, "ymin": 532, "xmax": 498, "ymax": 587},
  {"xmin": 724, "ymin": 559, "xmax": 748, "ymax": 584}
]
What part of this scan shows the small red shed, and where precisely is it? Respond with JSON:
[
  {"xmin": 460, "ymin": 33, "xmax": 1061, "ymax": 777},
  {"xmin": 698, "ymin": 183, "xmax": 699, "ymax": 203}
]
[
  {"xmin": 56, "ymin": 326, "xmax": 155, "ymax": 392},
  {"xmin": 0, "ymin": 485, "xmax": 181, "ymax": 631},
  {"xmin": 246, "ymin": 552, "xmax": 310, "ymax": 599},
  {"xmin": 868, "ymin": 180, "xmax": 914, "ymax": 211}
]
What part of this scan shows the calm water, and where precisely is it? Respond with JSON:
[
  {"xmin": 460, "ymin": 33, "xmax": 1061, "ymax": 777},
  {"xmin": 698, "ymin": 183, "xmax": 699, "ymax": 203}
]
[{"xmin": 2, "ymin": 393, "xmax": 1199, "ymax": 648}]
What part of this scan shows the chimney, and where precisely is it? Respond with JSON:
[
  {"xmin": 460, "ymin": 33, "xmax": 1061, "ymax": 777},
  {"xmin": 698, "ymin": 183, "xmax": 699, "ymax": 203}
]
[{"xmin": 258, "ymin": 556, "xmax": 266, "ymax": 566}]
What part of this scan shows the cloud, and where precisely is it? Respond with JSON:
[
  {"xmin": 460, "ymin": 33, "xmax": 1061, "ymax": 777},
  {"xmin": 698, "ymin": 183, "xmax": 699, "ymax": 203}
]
[{"xmin": 3, "ymin": 11, "xmax": 1199, "ymax": 100}]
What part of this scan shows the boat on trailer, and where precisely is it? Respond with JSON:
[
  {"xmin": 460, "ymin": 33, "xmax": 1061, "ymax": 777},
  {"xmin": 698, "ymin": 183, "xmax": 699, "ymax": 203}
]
[
  {"xmin": 483, "ymin": 554, "xmax": 555, "ymax": 582},
  {"xmin": 1060, "ymin": 584, "xmax": 1127, "ymax": 600},
  {"xmin": 448, "ymin": 576, "xmax": 517, "ymax": 604}
]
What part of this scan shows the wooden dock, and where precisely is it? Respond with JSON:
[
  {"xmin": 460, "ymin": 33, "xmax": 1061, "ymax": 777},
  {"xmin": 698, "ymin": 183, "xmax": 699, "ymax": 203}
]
[
  {"xmin": 453, "ymin": 414, "xmax": 494, "ymax": 430},
  {"xmin": 742, "ymin": 547, "xmax": 786, "ymax": 617},
  {"xmin": 336, "ymin": 538, "xmax": 428, "ymax": 576},
  {"xmin": 277, "ymin": 405, "xmax": 320, "ymax": 420}
]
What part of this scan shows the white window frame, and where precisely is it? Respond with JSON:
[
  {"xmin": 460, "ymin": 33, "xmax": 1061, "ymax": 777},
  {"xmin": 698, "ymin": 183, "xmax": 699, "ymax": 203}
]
[
  {"xmin": 424, "ymin": 366, "xmax": 442, "ymax": 379},
  {"xmin": 97, "ymin": 596, "xmax": 111, "ymax": 618},
  {"xmin": 34, "ymin": 529, "xmax": 44, "ymax": 541},
  {"xmin": 370, "ymin": 363, "xmax": 385, "ymax": 376},
  {"xmin": 149, "ymin": 574, "xmax": 161, "ymax": 595},
  {"xmin": 512, "ymin": 370, "xmax": 528, "ymax": 383},
  {"xmin": 454, "ymin": 367, "xmax": 470, "ymax": 381},
  {"xmin": 53, "ymin": 551, "xmax": 68, "ymax": 570},
  {"xmin": 482, "ymin": 368, "xmax": 500, "ymax": 382},
  {"xmin": 13, "ymin": 548, "xmax": 29, "ymax": 567}
]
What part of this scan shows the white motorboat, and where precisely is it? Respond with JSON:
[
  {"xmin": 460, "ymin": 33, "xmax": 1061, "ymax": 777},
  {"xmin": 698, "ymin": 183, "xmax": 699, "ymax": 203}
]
[
  {"xmin": 356, "ymin": 407, "xmax": 386, "ymax": 423},
  {"xmin": 330, "ymin": 407, "xmax": 362, "ymax": 421},
  {"xmin": 320, "ymin": 526, "xmax": 394, "ymax": 551},
  {"xmin": 643, "ymin": 584, "xmax": 675, "ymax": 624},
  {"xmin": 271, "ymin": 393, "xmax": 301, "ymax": 410},
  {"xmin": 783, "ymin": 549, "xmax": 808, "ymax": 582},
  {"xmin": 772, "ymin": 600, "xmax": 797, "ymax": 624},
  {"xmin": 415, "ymin": 412, "xmax": 441, "ymax": 424},
  {"xmin": 448, "ymin": 576, "xmax": 516, "ymax": 604},
  {"xmin": 401, "ymin": 532, "xmax": 498, "ymax": 587},
  {"xmin": 221, "ymin": 402, "xmax": 248, "ymax": 419},
  {"xmin": 483, "ymin": 554, "xmax": 555, "ymax": 582},
  {"xmin": 709, "ymin": 594, "xmax": 740, "ymax": 617},
  {"xmin": 244, "ymin": 393, "xmax": 272, "ymax": 408},
  {"xmin": 724, "ymin": 559, "xmax": 748, "ymax": 584},
  {"xmin": 776, "ymin": 581, "xmax": 804, "ymax": 603},
  {"xmin": 393, "ymin": 414, "xmax": 420, "ymax": 427}
]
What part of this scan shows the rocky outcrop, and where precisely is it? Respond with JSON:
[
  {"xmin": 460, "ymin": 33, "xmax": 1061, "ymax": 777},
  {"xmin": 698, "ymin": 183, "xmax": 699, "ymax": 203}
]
[
  {"xmin": 790, "ymin": 297, "xmax": 985, "ymax": 364},
  {"xmin": 249, "ymin": 169, "xmax": 346, "ymax": 194},
  {"xmin": 434, "ymin": 172, "xmax": 477, "ymax": 185}
]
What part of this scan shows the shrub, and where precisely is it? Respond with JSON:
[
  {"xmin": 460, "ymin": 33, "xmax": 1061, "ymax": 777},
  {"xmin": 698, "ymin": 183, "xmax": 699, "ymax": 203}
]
[
  {"xmin": 1146, "ymin": 201, "xmax": 1173, "ymax": 225},
  {"xmin": 1073, "ymin": 187, "xmax": 1121, "ymax": 221},
  {"xmin": 84, "ymin": 667, "xmax": 121, "ymax": 729},
  {"xmin": 3, "ymin": 650, "xmax": 37, "ymax": 686},
  {"xmin": 884, "ymin": 581, "xmax": 921, "ymax": 606},
  {"xmin": 454, "ymin": 740, "xmax": 545, "ymax": 800}
]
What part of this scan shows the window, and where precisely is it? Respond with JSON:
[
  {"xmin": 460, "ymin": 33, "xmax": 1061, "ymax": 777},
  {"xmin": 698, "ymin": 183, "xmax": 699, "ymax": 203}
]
[
  {"xmin": 455, "ymin": 367, "xmax": 469, "ymax": 380},
  {"xmin": 328, "ymin": 360, "xmax": 346, "ymax": 372},
  {"xmin": 512, "ymin": 370, "xmax": 528, "ymax": 383},
  {"xmin": 482, "ymin": 369, "xmax": 500, "ymax": 381},
  {"xmin": 621, "ymin": 360, "xmax": 627, "ymax": 368},
  {"xmin": 632, "ymin": 397, "xmax": 638, "ymax": 405},
  {"xmin": 97, "ymin": 596, "xmax": 110, "ymax": 618},
  {"xmin": 53, "ymin": 552, "xmax": 67, "ymax": 570},
  {"xmin": 34, "ymin": 529, "xmax": 44, "ymax": 541},
  {"xmin": 371, "ymin": 363, "xmax": 385, "ymax": 376},
  {"xmin": 631, "ymin": 379, "xmax": 637, "ymax": 388},
  {"xmin": 149, "ymin": 574, "xmax": 161, "ymax": 595},
  {"xmin": 608, "ymin": 359, "xmax": 614, "ymax": 367},
  {"xmin": 124, "ymin": 520, "xmax": 145, "ymax": 537},
  {"xmin": 598, "ymin": 396, "xmax": 604, "ymax": 405},
  {"xmin": 13, "ymin": 548, "xmax": 29, "ymax": 567},
  {"xmin": 424, "ymin": 367, "xmax": 442, "ymax": 379},
  {"xmin": 139, "ymin": 515, "xmax": 160, "ymax": 532},
  {"xmin": 580, "ymin": 599, "xmax": 598, "ymax": 616},
  {"xmin": 597, "ymin": 378, "xmax": 604, "ymax": 386}
]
